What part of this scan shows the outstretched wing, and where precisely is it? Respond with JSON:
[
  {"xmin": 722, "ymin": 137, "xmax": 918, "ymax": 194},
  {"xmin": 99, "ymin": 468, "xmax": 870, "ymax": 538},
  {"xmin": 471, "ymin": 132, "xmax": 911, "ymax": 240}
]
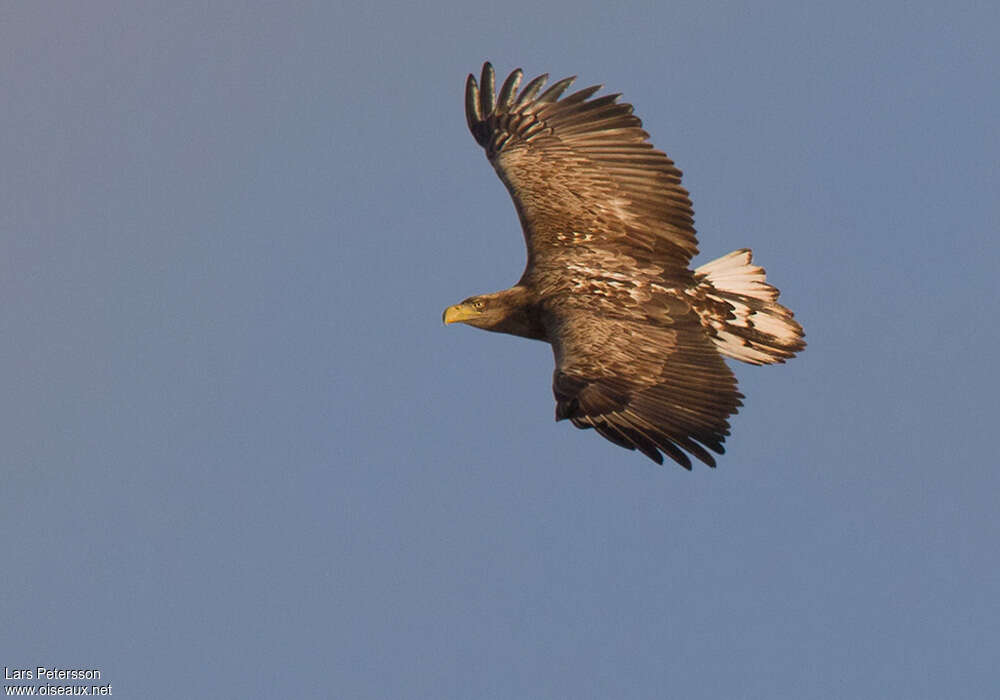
[
  {"xmin": 548, "ymin": 297, "xmax": 743, "ymax": 469},
  {"xmin": 466, "ymin": 62, "xmax": 698, "ymax": 274}
]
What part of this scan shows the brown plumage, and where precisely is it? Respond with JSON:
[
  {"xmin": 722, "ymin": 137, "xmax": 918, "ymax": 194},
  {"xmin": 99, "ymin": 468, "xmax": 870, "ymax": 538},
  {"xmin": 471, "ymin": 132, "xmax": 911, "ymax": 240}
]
[{"xmin": 444, "ymin": 63, "xmax": 805, "ymax": 469}]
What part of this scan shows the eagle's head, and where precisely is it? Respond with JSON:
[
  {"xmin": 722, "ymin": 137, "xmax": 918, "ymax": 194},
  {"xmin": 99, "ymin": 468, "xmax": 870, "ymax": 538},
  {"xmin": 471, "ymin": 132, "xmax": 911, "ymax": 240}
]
[
  {"xmin": 442, "ymin": 287, "xmax": 545, "ymax": 340},
  {"xmin": 442, "ymin": 293, "xmax": 507, "ymax": 330}
]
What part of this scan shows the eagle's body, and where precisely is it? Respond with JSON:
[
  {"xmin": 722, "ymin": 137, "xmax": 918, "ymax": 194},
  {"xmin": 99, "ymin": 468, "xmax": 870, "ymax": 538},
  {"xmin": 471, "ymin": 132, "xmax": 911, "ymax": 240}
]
[{"xmin": 444, "ymin": 63, "xmax": 805, "ymax": 469}]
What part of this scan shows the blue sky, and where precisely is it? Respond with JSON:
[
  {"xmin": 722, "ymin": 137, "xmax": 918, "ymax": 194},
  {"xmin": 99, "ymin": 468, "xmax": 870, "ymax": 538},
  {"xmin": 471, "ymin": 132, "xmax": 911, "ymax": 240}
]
[{"xmin": 2, "ymin": 2, "xmax": 998, "ymax": 698}]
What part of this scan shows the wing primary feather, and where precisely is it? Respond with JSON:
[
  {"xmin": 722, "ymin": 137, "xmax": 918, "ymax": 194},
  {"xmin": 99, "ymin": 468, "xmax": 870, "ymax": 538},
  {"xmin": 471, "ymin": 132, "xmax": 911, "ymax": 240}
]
[
  {"xmin": 465, "ymin": 74, "xmax": 481, "ymax": 132},
  {"xmin": 565, "ymin": 93, "xmax": 622, "ymax": 112},
  {"xmin": 576, "ymin": 416, "xmax": 634, "ymax": 450},
  {"xmin": 515, "ymin": 73, "xmax": 549, "ymax": 107},
  {"xmin": 657, "ymin": 440, "xmax": 693, "ymax": 470},
  {"xmin": 619, "ymin": 411, "xmax": 705, "ymax": 469},
  {"xmin": 625, "ymin": 432, "xmax": 667, "ymax": 465},
  {"xmin": 561, "ymin": 85, "xmax": 602, "ymax": 104},
  {"xmin": 673, "ymin": 436, "xmax": 717, "ymax": 468},
  {"xmin": 537, "ymin": 76, "xmax": 576, "ymax": 103},
  {"xmin": 479, "ymin": 62, "xmax": 495, "ymax": 117},
  {"xmin": 497, "ymin": 68, "xmax": 523, "ymax": 110},
  {"xmin": 613, "ymin": 414, "xmax": 670, "ymax": 465},
  {"xmin": 593, "ymin": 422, "xmax": 634, "ymax": 450}
]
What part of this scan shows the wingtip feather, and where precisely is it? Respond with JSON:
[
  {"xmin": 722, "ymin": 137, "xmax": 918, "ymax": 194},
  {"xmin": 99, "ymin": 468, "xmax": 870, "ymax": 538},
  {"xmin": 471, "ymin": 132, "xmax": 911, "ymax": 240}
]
[
  {"xmin": 465, "ymin": 73, "xmax": 481, "ymax": 132},
  {"xmin": 516, "ymin": 73, "xmax": 549, "ymax": 107},
  {"xmin": 479, "ymin": 62, "xmax": 495, "ymax": 117},
  {"xmin": 537, "ymin": 75, "xmax": 577, "ymax": 103},
  {"xmin": 497, "ymin": 68, "xmax": 523, "ymax": 110}
]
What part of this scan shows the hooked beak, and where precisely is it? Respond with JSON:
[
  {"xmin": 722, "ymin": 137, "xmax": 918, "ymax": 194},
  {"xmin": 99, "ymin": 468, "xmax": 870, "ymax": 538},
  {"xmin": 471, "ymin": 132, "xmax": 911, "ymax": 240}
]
[{"xmin": 443, "ymin": 303, "xmax": 476, "ymax": 325}]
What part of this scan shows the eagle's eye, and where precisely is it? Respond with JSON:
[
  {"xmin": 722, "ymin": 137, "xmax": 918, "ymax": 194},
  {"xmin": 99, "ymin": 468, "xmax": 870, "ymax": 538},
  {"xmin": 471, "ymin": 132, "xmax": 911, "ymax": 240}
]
[{"xmin": 473, "ymin": 300, "xmax": 485, "ymax": 311}]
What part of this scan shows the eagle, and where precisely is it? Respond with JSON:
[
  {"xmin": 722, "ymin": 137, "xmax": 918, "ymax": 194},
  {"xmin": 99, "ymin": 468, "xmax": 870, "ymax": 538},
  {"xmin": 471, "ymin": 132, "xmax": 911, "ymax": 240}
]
[{"xmin": 444, "ymin": 63, "xmax": 805, "ymax": 469}]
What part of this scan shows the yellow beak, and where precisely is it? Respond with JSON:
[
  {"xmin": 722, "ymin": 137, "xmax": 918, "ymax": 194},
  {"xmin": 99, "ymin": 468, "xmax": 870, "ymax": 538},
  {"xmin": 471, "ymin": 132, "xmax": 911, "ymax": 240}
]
[{"xmin": 443, "ymin": 303, "xmax": 476, "ymax": 325}]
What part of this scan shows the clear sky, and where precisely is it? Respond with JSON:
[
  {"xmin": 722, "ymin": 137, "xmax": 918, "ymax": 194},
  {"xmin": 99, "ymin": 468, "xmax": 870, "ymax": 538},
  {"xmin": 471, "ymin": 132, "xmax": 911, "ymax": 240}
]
[{"xmin": 3, "ymin": 2, "xmax": 998, "ymax": 698}]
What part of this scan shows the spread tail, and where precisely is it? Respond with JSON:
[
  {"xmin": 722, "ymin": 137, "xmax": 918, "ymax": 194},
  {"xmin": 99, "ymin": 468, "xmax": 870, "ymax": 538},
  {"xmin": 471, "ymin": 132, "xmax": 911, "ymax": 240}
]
[{"xmin": 692, "ymin": 249, "xmax": 805, "ymax": 365}]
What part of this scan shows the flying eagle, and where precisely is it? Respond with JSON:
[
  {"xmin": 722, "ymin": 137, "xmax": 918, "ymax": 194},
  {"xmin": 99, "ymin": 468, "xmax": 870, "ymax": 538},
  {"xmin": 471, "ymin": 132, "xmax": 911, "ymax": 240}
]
[{"xmin": 444, "ymin": 63, "xmax": 805, "ymax": 469}]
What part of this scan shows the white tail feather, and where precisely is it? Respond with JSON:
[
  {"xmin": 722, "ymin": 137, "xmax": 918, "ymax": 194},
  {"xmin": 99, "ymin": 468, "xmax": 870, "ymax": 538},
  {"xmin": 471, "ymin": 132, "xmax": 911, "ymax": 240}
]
[{"xmin": 693, "ymin": 249, "xmax": 805, "ymax": 365}]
